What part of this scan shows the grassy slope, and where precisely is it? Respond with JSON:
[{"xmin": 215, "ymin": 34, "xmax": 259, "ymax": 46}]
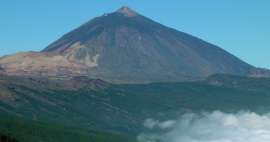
[
  {"xmin": 0, "ymin": 74, "xmax": 270, "ymax": 135},
  {"xmin": 0, "ymin": 114, "xmax": 135, "ymax": 142}
]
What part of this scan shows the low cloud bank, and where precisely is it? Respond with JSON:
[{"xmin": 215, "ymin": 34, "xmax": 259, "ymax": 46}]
[{"xmin": 138, "ymin": 111, "xmax": 270, "ymax": 142}]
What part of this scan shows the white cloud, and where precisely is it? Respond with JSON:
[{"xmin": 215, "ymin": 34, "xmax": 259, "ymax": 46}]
[
  {"xmin": 143, "ymin": 119, "xmax": 159, "ymax": 129},
  {"xmin": 138, "ymin": 111, "xmax": 270, "ymax": 142},
  {"xmin": 143, "ymin": 118, "xmax": 176, "ymax": 129}
]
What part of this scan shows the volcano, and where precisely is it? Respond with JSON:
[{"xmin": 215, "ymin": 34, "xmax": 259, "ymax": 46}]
[{"xmin": 0, "ymin": 6, "xmax": 267, "ymax": 83}]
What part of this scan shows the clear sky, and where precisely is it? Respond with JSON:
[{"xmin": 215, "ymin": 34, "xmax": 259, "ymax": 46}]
[{"xmin": 0, "ymin": 0, "xmax": 269, "ymax": 68}]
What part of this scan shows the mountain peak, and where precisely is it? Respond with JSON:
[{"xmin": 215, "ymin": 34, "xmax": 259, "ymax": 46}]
[
  {"xmin": 116, "ymin": 6, "xmax": 137, "ymax": 17},
  {"xmin": 0, "ymin": 6, "xmax": 260, "ymax": 83}
]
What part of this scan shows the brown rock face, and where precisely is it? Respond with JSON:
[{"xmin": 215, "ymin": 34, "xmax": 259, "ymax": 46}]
[
  {"xmin": 116, "ymin": 6, "xmax": 138, "ymax": 17},
  {"xmin": 0, "ymin": 6, "xmax": 268, "ymax": 83},
  {"xmin": 0, "ymin": 52, "xmax": 88, "ymax": 77}
]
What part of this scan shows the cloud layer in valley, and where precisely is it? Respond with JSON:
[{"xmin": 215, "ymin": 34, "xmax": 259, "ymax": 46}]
[{"xmin": 138, "ymin": 111, "xmax": 270, "ymax": 142}]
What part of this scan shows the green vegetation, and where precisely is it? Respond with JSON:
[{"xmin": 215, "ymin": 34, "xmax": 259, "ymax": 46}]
[
  {"xmin": 1, "ymin": 74, "xmax": 270, "ymax": 136},
  {"xmin": 0, "ymin": 114, "xmax": 135, "ymax": 142}
]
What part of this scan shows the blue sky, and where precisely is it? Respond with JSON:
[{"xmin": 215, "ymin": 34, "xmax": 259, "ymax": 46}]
[{"xmin": 0, "ymin": 0, "xmax": 269, "ymax": 68}]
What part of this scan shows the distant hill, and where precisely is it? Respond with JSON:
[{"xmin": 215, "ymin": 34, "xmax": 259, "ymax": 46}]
[{"xmin": 0, "ymin": 6, "xmax": 268, "ymax": 83}]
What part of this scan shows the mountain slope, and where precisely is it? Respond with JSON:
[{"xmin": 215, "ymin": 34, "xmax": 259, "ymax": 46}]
[
  {"xmin": 41, "ymin": 6, "xmax": 254, "ymax": 82},
  {"xmin": 0, "ymin": 6, "xmax": 266, "ymax": 83},
  {"xmin": 1, "ymin": 74, "xmax": 270, "ymax": 134},
  {"xmin": 0, "ymin": 114, "xmax": 135, "ymax": 142}
]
